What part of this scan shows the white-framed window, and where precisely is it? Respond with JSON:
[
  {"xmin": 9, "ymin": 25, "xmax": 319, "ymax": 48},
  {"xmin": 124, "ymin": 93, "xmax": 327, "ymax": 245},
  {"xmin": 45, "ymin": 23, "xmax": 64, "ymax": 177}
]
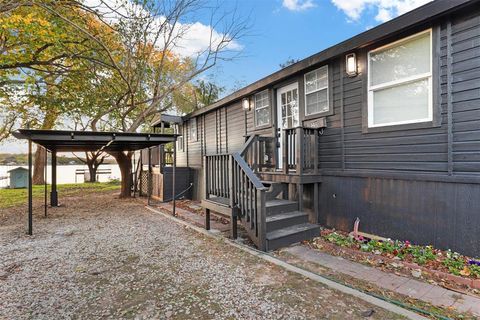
[
  {"xmin": 254, "ymin": 90, "xmax": 270, "ymax": 127},
  {"xmin": 189, "ymin": 117, "xmax": 197, "ymax": 141},
  {"xmin": 176, "ymin": 124, "xmax": 184, "ymax": 151},
  {"xmin": 304, "ymin": 65, "xmax": 329, "ymax": 116},
  {"xmin": 368, "ymin": 29, "xmax": 433, "ymax": 128}
]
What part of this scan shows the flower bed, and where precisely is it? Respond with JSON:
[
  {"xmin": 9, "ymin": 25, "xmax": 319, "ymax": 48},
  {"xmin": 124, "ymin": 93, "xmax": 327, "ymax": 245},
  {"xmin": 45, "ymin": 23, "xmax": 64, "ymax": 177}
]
[{"xmin": 307, "ymin": 229, "xmax": 480, "ymax": 290}]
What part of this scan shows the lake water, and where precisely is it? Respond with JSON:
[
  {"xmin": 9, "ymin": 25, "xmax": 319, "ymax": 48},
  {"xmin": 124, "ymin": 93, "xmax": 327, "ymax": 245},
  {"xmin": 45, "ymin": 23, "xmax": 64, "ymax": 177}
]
[{"xmin": 0, "ymin": 164, "xmax": 121, "ymax": 188}]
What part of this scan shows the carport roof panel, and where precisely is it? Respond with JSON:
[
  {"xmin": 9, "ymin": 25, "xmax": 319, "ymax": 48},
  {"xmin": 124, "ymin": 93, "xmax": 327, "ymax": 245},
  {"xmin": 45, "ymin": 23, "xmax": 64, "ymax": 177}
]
[{"xmin": 13, "ymin": 129, "xmax": 177, "ymax": 152}]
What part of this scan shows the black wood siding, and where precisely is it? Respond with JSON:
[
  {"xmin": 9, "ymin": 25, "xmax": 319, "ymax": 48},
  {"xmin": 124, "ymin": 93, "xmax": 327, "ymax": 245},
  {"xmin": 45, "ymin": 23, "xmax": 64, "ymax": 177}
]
[
  {"xmin": 318, "ymin": 175, "xmax": 480, "ymax": 257},
  {"xmin": 181, "ymin": 7, "xmax": 480, "ymax": 179}
]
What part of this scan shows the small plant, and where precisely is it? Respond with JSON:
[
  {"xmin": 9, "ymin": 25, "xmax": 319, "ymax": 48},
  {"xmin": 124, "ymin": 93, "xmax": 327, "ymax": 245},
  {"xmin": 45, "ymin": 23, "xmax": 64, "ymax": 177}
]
[
  {"xmin": 469, "ymin": 264, "xmax": 480, "ymax": 278},
  {"xmin": 407, "ymin": 245, "xmax": 436, "ymax": 265},
  {"xmin": 315, "ymin": 229, "xmax": 480, "ymax": 279},
  {"xmin": 443, "ymin": 250, "xmax": 465, "ymax": 275},
  {"xmin": 324, "ymin": 232, "xmax": 354, "ymax": 247}
]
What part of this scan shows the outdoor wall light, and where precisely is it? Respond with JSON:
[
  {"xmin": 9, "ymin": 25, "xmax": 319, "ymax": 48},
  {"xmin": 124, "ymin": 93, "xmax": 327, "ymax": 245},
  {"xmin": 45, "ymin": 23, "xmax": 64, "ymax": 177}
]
[
  {"xmin": 346, "ymin": 53, "xmax": 357, "ymax": 77},
  {"xmin": 242, "ymin": 97, "xmax": 251, "ymax": 111}
]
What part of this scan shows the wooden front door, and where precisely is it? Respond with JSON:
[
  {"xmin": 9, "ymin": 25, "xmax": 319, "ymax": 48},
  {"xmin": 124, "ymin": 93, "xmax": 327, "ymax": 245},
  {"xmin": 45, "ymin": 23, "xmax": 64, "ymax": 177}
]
[{"xmin": 276, "ymin": 83, "xmax": 299, "ymax": 169}]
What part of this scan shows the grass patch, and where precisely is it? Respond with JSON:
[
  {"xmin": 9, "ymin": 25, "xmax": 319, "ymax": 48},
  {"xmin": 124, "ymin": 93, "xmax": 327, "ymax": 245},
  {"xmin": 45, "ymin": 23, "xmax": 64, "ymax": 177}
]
[{"xmin": 0, "ymin": 181, "xmax": 120, "ymax": 208}]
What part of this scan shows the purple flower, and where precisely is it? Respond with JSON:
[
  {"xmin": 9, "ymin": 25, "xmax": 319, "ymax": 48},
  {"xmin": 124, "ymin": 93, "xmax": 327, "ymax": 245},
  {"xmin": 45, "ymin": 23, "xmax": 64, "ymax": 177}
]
[{"xmin": 468, "ymin": 259, "xmax": 480, "ymax": 266}]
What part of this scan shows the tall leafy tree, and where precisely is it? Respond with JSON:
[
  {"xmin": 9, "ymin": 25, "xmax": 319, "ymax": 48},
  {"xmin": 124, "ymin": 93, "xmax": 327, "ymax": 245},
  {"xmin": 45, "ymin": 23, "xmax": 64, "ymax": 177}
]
[
  {"xmin": 2, "ymin": 0, "xmax": 248, "ymax": 197},
  {"xmin": 54, "ymin": 0, "xmax": 248, "ymax": 197},
  {"xmin": 0, "ymin": 1, "xmax": 122, "ymax": 183}
]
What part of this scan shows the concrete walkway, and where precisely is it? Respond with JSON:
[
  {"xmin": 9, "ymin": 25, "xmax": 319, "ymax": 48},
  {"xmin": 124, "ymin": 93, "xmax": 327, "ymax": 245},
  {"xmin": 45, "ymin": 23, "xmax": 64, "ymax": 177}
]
[{"xmin": 282, "ymin": 245, "xmax": 480, "ymax": 317}]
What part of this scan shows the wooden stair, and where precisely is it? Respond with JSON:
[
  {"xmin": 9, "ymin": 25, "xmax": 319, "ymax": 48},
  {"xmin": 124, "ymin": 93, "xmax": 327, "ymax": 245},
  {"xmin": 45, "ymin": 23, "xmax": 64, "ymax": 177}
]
[
  {"xmin": 264, "ymin": 198, "xmax": 319, "ymax": 251},
  {"xmin": 203, "ymin": 134, "xmax": 321, "ymax": 252}
]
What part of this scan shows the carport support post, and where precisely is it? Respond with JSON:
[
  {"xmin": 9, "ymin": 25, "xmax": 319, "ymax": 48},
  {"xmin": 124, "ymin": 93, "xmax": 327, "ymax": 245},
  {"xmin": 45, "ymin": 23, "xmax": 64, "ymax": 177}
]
[
  {"xmin": 172, "ymin": 140, "xmax": 176, "ymax": 216},
  {"xmin": 27, "ymin": 139, "xmax": 33, "ymax": 235},
  {"xmin": 50, "ymin": 151, "xmax": 58, "ymax": 207},
  {"xmin": 147, "ymin": 147, "xmax": 151, "ymax": 206},
  {"xmin": 44, "ymin": 148, "xmax": 47, "ymax": 217}
]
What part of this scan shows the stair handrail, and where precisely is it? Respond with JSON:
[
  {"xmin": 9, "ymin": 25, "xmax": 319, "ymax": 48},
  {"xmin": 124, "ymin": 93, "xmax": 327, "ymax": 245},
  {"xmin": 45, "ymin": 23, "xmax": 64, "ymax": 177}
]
[
  {"xmin": 240, "ymin": 134, "xmax": 278, "ymax": 172},
  {"xmin": 231, "ymin": 151, "xmax": 268, "ymax": 250},
  {"xmin": 239, "ymin": 134, "xmax": 258, "ymax": 157},
  {"xmin": 232, "ymin": 152, "xmax": 267, "ymax": 191}
]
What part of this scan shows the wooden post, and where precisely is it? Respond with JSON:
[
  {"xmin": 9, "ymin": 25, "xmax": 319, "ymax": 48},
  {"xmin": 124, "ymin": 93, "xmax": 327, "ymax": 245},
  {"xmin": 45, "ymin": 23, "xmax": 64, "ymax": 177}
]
[
  {"xmin": 205, "ymin": 208, "xmax": 211, "ymax": 230},
  {"xmin": 231, "ymin": 208, "xmax": 238, "ymax": 239},
  {"xmin": 297, "ymin": 183, "xmax": 304, "ymax": 211},
  {"xmin": 282, "ymin": 130, "xmax": 288, "ymax": 174},
  {"xmin": 203, "ymin": 156, "xmax": 209, "ymax": 200},
  {"xmin": 258, "ymin": 189, "xmax": 267, "ymax": 251},
  {"xmin": 314, "ymin": 130, "xmax": 319, "ymax": 174},
  {"xmin": 227, "ymin": 155, "xmax": 237, "ymax": 240},
  {"xmin": 313, "ymin": 183, "xmax": 319, "ymax": 224},
  {"xmin": 296, "ymin": 127, "xmax": 304, "ymax": 175}
]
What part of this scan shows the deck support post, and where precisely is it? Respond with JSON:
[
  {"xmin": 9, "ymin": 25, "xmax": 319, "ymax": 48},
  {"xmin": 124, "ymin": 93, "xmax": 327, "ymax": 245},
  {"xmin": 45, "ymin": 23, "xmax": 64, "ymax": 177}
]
[
  {"xmin": 50, "ymin": 151, "xmax": 58, "ymax": 207},
  {"xmin": 231, "ymin": 208, "xmax": 238, "ymax": 239},
  {"xmin": 27, "ymin": 139, "xmax": 33, "ymax": 235},
  {"xmin": 297, "ymin": 183, "xmax": 304, "ymax": 211},
  {"xmin": 205, "ymin": 208, "xmax": 211, "ymax": 230},
  {"xmin": 313, "ymin": 183, "xmax": 319, "ymax": 224}
]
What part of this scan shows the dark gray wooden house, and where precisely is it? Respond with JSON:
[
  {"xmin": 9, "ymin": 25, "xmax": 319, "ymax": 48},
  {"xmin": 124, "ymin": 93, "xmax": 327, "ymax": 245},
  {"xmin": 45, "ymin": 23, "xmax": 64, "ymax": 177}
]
[{"xmin": 153, "ymin": 0, "xmax": 480, "ymax": 255}]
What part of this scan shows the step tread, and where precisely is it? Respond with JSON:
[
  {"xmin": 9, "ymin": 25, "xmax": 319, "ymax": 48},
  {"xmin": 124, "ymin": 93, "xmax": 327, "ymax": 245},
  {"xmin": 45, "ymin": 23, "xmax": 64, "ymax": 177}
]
[
  {"xmin": 266, "ymin": 211, "xmax": 308, "ymax": 222},
  {"xmin": 261, "ymin": 180, "xmax": 278, "ymax": 185},
  {"xmin": 265, "ymin": 199, "xmax": 297, "ymax": 207},
  {"xmin": 266, "ymin": 223, "xmax": 319, "ymax": 240}
]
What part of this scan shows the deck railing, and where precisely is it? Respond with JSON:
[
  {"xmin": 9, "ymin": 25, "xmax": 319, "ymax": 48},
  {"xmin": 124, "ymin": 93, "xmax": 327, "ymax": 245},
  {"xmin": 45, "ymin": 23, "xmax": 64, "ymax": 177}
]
[
  {"xmin": 283, "ymin": 127, "xmax": 319, "ymax": 174},
  {"xmin": 160, "ymin": 148, "xmax": 174, "ymax": 167},
  {"xmin": 240, "ymin": 135, "xmax": 277, "ymax": 172},
  {"xmin": 231, "ymin": 152, "xmax": 268, "ymax": 250},
  {"xmin": 204, "ymin": 154, "xmax": 230, "ymax": 199},
  {"xmin": 204, "ymin": 147, "xmax": 268, "ymax": 249}
]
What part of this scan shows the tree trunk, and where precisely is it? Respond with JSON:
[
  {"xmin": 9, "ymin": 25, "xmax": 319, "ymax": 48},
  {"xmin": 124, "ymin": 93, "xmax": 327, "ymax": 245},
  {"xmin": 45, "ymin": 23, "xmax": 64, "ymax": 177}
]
[
  {"xmin": 110, "ymin": 151, "xmax": 132, "ymax": 198},
  {"xmin": 32, "ymin": 146, "xmax": 47, "ymax": 185},
  {"xmin": 86, "ymin": 162, "xmax": 98, "ymax": 182},
  {"xmin": 32, "ymin": 110, "xmax": 58, "ymax": 184}
]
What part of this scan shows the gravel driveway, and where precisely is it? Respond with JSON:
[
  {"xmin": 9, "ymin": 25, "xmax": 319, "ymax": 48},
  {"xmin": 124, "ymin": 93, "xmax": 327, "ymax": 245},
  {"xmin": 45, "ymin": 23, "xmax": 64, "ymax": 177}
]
[{"xmin": 0, "ymin": 192, "xmax": 405, "ymax": 319}]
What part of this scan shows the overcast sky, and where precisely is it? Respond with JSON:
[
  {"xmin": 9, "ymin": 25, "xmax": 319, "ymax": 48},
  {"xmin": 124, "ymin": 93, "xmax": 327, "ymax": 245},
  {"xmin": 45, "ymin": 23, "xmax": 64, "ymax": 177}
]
[{"xmin": 1, "ymin": 0, "xmax": 431, "ymax": 154}]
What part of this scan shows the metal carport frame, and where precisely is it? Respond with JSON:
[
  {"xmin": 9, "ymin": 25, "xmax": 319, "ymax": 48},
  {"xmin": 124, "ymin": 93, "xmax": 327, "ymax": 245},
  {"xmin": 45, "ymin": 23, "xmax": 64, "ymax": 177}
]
[{"xmin": 13, "ymin": 129, "xmax": 178, "ymax": 235}]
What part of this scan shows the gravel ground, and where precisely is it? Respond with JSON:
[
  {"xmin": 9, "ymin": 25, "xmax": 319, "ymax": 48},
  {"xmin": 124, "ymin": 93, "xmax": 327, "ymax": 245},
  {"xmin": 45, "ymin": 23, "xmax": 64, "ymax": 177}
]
[{"xmin": 0, "ymin": 192, "xmax": 406, "ymax": 319}]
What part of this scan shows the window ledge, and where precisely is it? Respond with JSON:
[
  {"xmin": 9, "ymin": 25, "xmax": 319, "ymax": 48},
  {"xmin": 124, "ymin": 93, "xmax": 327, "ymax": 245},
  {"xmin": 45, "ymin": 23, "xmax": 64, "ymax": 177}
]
[
  {"xmin": 304, "ymin": 108, "xmax": 333, "ymax": 121},
  {"xmin": 362, "ymin": 119, "xmax": 442, "ymax": 134},
  {"xmin": 254, "ymin": 123, "xmax": 272, "ymax": 131}
]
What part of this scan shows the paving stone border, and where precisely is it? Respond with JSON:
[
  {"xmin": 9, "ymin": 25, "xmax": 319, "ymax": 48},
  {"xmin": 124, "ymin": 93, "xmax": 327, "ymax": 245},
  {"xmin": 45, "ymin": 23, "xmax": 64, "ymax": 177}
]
[
  {"xmin": 312, "ymin": 241, "xmax": 480, "ymax": 290},
  {"xmin": 283, "ymin": 245, "xmax": 480, "ymax": 317}
]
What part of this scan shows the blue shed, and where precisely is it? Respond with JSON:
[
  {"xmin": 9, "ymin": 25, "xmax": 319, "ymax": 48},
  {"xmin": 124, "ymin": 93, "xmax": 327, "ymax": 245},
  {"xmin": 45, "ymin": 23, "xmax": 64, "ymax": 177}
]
[{"xmin": 8, "ymin": 167, "xmax": 29, "ymax": 189}]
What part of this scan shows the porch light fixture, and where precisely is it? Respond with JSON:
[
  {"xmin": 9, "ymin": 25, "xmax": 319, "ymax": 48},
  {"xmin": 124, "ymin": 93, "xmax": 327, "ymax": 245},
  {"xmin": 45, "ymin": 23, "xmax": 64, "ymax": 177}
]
[
  {"xmin": 242, "ymin": 97, "xmax": 251, "ymax": 111},
  {"xmin": 346, "ymin": 53, "xmax": 357, "ymax": 77}
]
